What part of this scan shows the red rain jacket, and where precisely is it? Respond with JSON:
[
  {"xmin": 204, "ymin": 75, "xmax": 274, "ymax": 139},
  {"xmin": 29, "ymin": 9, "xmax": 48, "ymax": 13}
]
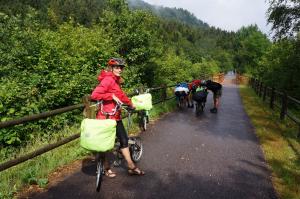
[
  {"xmin": 188, "ymin": 79, "xmax": 201, "ymax": 90},
  {"xmin": 91, "ymin": 70, "xmax": 132, "ymax": 120}
]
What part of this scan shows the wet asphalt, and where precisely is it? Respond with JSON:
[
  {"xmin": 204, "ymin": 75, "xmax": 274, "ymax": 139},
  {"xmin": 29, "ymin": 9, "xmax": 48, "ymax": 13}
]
[{"xmin": 28, "ymin": 74, "xmax": 278, "ymax": 199}]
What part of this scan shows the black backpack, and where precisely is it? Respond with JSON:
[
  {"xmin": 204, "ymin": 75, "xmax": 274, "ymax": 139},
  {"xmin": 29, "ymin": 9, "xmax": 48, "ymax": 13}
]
[
  {"xmin": 206, "ymin": 81, "xmax": 222, "ymax": 92},
  {"xmin": 192, "ymin": 90, "xmax": 208, "ymax": 102}
]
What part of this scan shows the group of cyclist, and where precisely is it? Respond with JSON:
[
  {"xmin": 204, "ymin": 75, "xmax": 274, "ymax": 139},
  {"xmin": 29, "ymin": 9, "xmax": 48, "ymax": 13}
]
[
  {"xmin": 175, "ymin": 78, "xmax": 222, "ymax": 113},
  {"xmin": 89, "ymin": 57, "xmax": 222, "ymax": 181}
]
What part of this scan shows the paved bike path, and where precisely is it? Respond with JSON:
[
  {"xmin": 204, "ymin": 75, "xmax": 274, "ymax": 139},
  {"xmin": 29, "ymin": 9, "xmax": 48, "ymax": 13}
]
[{"xmin": 29, "ymin": 74, "xmax": 277, "ymax": 199}]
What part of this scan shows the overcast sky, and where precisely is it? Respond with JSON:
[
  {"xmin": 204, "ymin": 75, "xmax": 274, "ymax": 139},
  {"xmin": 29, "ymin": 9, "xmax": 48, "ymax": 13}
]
[{"xmin": 142, "ymin": 0, "xmax": 271, "ymax": 35}]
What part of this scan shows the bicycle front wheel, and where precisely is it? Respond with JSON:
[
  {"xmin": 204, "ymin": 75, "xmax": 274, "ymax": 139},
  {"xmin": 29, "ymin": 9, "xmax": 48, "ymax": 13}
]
[
  {"xmin": 95, "ymin": 153, "xmax": 104, "ymax": 192},
  {"xmin": 130, "ymin": 137, "xmax": 143, "ymax": 162}
]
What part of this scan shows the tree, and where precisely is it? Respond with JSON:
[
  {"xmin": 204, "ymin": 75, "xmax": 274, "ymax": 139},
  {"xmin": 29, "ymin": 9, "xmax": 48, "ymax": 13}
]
[
  {"xmin": 233, "ymin": 25, "xmax": 271, "ymax": 76},
  {"xmin": 267, "ymin": 0, "xmax": 300, "ymax": 39},
  {"xmin": 259, "ymin": 34, "xmax": 300, "ymax": 98}
]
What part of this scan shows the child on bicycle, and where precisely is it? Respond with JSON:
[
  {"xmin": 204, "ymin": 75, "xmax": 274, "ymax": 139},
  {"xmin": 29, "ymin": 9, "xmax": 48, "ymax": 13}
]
[{"xmin": 91, "ymin": 57, "xmax": 145, "ymax": 177}]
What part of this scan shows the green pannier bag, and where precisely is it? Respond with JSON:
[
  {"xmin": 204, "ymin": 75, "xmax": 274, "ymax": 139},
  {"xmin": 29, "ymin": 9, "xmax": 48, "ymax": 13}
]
[
  {"xmin": 196, "ymin": 86, "xmax": 205, "ymax": 92},
  {"xmin": 131, "ymin": 93, "xmax": 153, "ymax": 111},
  {"xmin": 80, "ymin": 118, "xmax": 117, "ymax": 152}
]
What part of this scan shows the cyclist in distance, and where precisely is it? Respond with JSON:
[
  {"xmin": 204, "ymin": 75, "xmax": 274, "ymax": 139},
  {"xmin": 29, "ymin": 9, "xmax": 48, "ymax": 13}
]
[
  {"xmin": 201, "ymin": 80, "xmax": 222, "ymax": 113},
  {"xmin": 174, "ymin": 81, "xmax": 189, "ymax": 108},
  {"xmin": 91, "ymin": 57, "xmax": 145, "ymax": 177}
]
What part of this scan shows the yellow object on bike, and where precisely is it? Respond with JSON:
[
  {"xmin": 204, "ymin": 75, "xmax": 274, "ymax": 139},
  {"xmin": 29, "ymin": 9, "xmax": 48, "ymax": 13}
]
[
  {"xmin": 196, "ymin": 86, "xmax": 205, "ymax": 92},
  {"xmin": 80, "ymin": 119, "xmax": 116, "ymax": 152},
  {"xmin": 131, "ymin": 93, "xmax": 153, "ymax": 111}
]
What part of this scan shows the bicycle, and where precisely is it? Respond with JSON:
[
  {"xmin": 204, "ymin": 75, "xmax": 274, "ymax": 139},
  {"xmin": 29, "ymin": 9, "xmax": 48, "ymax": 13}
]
[
  {"xmin": 134, "ymin": 89, "xmax": 150, "ymax": 131},
  {"xmin": 176, "ymin": 91, "xmax": 188, "ymax": 109},
  {"xmin": 192, "ymin": 88, "xmax": 208, "ymax": 116},
  {"xmin": 195, "ymin": 100, "xmax": 206, "ymax": 116},
  {"xmin": 94, "ymin": 101, "xmax": 143, "ymax": 192},
  {"xmin": 113, "ymin": 104, "xmax": 143, "ymax": 167}
]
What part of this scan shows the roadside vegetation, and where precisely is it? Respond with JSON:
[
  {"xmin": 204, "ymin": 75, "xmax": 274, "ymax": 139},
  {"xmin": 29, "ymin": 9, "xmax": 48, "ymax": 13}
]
[{"xmin": 239, "ymin": 85, "xmax": 300, "ymax": 199}]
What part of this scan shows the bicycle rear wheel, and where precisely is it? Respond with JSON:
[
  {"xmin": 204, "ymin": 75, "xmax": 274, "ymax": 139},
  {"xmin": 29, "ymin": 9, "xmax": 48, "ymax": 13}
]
[
  {"xmin": 95, "ymin": 153, "xmax": 104, "ymax": 192},
  {"xmin": 129, "ymin": 137, "xmax": 143, "ymax": 162},
  {"xmin": 195, "ymin": 102, "xmax": 200, "ymax": 116},
  {"xmin": 201, "ymin": 102, "xmax": 205, "ymax": 112},
  {"xmin": 180, "ymin": 97, "xmax": 185, "ymax": 108},
  {"xmin": 139, "ymin": 115, "xmax": 147, "ymax": 131}
]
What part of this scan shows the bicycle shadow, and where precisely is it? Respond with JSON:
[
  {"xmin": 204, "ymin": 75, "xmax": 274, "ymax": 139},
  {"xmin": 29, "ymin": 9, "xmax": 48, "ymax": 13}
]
[
  {"xmin": 81, "ymin": 152, "xmax": 126, "ymax": 176},
  {"xmin": 81, "ymin": 157, "xmax": 95, "ymax": 176}
]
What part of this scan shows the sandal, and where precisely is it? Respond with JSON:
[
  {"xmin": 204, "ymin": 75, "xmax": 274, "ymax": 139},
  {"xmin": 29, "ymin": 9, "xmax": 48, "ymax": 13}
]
[
  {"xmin": 105, "ymin": 169, "xmax": 116, "ymax": 178},
  {"xmin": 128, "ymin": 167, "xmax": 145, "ymax": 176}
]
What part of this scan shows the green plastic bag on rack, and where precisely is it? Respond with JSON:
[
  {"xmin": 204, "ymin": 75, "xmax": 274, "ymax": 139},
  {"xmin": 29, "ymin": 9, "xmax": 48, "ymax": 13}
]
[
  {"xmin": 80, "ymin": 118, "xmax": 117, "ymax": 152},
  {"xmin": 131, "ymin": 93, "xmax": 153, "ymax": 110}
]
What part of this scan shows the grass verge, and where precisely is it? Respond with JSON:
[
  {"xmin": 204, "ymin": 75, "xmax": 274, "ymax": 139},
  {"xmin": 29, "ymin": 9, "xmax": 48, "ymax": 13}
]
[
  {"xmin": 239, "ymin": 85, "xmax": 300, "ymax": 199},
  {"xmin": 0, "ymin": 99, "xmax": 176, "ymax": 198}
]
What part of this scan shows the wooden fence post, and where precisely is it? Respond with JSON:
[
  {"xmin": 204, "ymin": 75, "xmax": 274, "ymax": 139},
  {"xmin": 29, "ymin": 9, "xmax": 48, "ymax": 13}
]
[
  {"xmin": 82, "ymin": 95, "xmax": 96, "ymax": 119},
  {"xmin": 263, "ymin": 85, "xmax": 267, "ymax": 101},
  {"xmin": 138, "ymin": 86, "xmax": 144, "ymax": 94},
  {"xmin": 280, "ymin": 92, "xmax": 288, "ymax": 120},
  {"xmin": 161, "ymin": 84, "xmax": 167, "ymax": 101},
  {"xmin": 270, "ymin": 87, "xmax": 275, "ymax": 110},
  {"xmin": 256, "ymin": 79, "xmax": 259, "ymax": 94},
  {"xmin": 259, "ymin": 82, "xmax": 263, "ymax": 97}
]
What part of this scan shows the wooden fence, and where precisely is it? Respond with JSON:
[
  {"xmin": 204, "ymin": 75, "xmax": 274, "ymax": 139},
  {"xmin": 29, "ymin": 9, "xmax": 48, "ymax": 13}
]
[
  {"xmin": 0, "ymin": 84, "xmax": 176, "ymax": 172},
  {"xmin": 212, "ymin": 73, "xmax": 225, "ymax": 83},
  {"xmin": 238, "ymin": 76, "xmax": 300, "ymax": 138}
]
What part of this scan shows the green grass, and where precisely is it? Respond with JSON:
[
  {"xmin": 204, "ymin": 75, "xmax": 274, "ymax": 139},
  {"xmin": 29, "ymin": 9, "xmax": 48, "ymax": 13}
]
[
  {"xmin": 239, "ymin": 85, "xmax": 300, "ymax": 199},
  {"xmin": 0, "ymin": 99, "xmax": 176, "ymax": 198},
  {"xmin": 0, "ymin": 125, "xmax": 89, "ymax": 199}
]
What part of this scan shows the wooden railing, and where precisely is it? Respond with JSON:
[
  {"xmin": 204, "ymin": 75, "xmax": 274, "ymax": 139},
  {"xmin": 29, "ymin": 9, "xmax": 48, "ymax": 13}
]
[
  {"xmin": 242, "ymin": 76, "xmax": 300, "ymax": 138},
  {"xmin": 236, "ymin": 74, "xmax": 250, "ymax": 85},
  {"xmin": 0, "ymin": 84, "xmax": 176, "ymax": 172},
  {"xmin": 212, "ymin": 73, "xmax": 225, "ymax": 83}
]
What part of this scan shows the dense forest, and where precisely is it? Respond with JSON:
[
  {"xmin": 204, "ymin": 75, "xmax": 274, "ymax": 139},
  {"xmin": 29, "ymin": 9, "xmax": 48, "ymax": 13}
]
[{"xmin": 0, "ymin": 0, "xmax": 299, "ymax": 147}]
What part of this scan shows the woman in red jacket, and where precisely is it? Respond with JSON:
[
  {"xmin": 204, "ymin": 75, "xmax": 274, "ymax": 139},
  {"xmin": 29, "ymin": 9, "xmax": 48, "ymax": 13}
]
[{"xmin": 91, "ymin": 58, "xmax": 145, "ymax": 177}]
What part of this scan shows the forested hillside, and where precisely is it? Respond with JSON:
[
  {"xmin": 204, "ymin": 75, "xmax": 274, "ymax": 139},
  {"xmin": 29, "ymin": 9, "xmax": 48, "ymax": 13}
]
[
  {"xmin": 0, "ymin": 0, "xmax": 235, "ymax": 147},
  {"xmin": 127, "ymin": 0, "xmax": 209, "ymax": 28}
]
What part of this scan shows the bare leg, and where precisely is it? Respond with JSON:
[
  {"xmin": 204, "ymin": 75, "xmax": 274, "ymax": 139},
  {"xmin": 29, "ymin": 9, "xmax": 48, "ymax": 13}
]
[
  {"xmin": 215, "ymin": 97, "xmax": 220, "ymax": 108},
  {"xmin": 102, "ymin": 153, "xmax": 116, "ymax": 178},
  {"xmin": 210, "ymin": 93, "xmax": 219, "ymax": 113},
  {"xmin": 120, "ymin": 147, "xmax": 144, "ymax": 175},
  {"xmin": 188, "ymin": 93, "xmax": 193, "ymax": 107},
  {"xmin": 120, "ymin": 147, "xmax": 135, "ymax": 169}
]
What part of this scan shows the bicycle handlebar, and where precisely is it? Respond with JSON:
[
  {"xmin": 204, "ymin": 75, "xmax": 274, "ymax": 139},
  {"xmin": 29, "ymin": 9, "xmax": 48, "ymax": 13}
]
[{"xmin": 93, "ymin": 100, "xmax": 135, "ymax": 116}]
